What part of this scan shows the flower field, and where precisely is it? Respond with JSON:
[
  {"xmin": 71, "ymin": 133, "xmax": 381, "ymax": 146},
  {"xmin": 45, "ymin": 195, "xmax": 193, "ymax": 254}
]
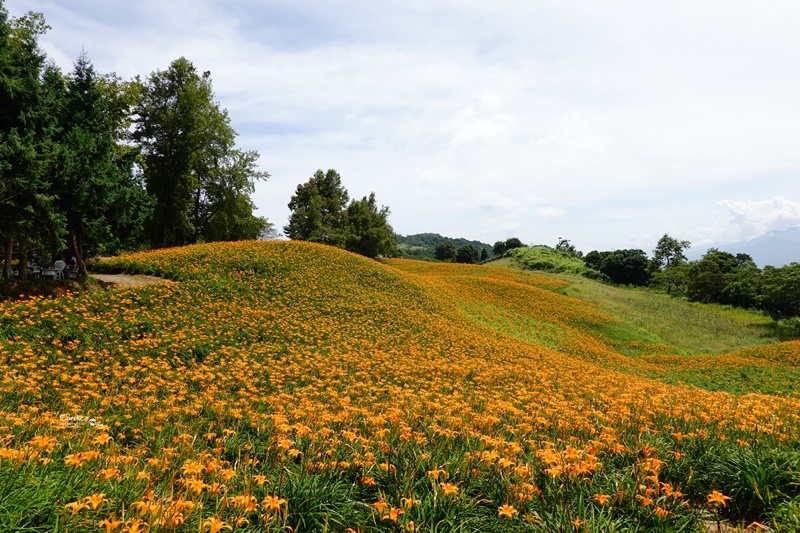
[{"xmin": 2, "ymin": 241, "xmax": 800, "ymax": 532}]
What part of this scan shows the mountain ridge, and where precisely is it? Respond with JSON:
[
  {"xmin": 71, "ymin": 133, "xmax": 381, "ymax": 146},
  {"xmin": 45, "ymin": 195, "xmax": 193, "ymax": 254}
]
[{"xmin": 714, "ymin": 227, "xmax": 800, "ymax": 267}]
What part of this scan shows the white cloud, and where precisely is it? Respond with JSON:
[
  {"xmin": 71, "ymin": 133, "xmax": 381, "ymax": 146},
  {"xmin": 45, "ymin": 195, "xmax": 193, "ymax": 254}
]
[
  {"xmin": 536, "ymin": 207, "xmax": 565, "ymax": 219},
  {"xmin": 718, "ymin": 197, "xmax": 800, "ymax": 240}
]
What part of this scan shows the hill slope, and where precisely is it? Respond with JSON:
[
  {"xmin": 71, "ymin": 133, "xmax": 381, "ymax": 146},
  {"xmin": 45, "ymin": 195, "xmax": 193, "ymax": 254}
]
[{"xmin": 0, "ymin": 241, "xmax": 799, "ymax": 531}]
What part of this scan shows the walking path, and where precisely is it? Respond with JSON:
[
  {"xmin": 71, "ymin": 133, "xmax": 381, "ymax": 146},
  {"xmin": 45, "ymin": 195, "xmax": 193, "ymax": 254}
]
[{"xmin": 91, "ymin": 273, "xmax": 171, "ymax": 288}]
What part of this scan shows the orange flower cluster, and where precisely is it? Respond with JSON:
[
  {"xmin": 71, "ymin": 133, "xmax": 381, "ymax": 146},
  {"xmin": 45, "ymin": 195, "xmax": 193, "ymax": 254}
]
[{"xmin": 0, "ymin": 240, "xmax": 797, "ymax": 530}]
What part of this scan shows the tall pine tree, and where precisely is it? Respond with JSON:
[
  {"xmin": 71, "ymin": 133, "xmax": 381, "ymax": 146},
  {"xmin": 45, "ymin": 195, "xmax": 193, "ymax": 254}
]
[
  {"xmin": 0, "ymin": 9, "xmax": 61, "ymax": 277},
  {"xmin": 134, "ymin": 57, "xmax": 267, "ymax": 248}
]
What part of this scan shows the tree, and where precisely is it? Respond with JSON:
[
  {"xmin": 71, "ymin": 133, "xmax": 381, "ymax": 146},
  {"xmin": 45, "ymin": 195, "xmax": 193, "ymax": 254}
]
[
  {"xmin": 134, "ymin": 57, "xmax": 267, "ymax": 247},
  {"xmin": 285, "ymin": 170, "xmax": 398, "ymax": 259},
  {"xmin": 504, "ymin": 237, "xmax": 524, "ymax": 251},
  {"xmin": 344, "ymin": 192, "xmax": 397, "ymax": 258},
  {"xmin": 434, "ymin": 242, "xmax": 456, "ymax": 261},
  {"xmin": 196, "ymin": 149, "xmax": 269, "ymax": 242},
  {"xmin": 583, "ymin": 250, "xmax": 608, "ymax": 271},
  {"xmin": 0, "ymin": 9, "xmax": 62, "ymax": 278},
  {"xmin": 493, "ymin": 241, "xmax": 506, "ymax": 256},
  {"xmin": 652, "ymin": 233, "xmax": 691, "ymax": 270},
  {"xmin": 760, "ymin": 264, "xmax": 800, "ymax": 319},
  {"xmin": 48, "ymin": 53, "xmax": 149, "ymax": 272},
  {"xmin": 686, "ymin": 249, "xmax": 760, "ymax": 307},
  {"xmin": 284, "ymin": 169, "xmax": 349, "ymax": 245},
  {"xmin": 456, "ymin": 244, "xmax": 480, "ymax": 264},
  {"xmin": 556, "ymin": 237, "xmax": 582, "ymax": 258},
  {"xmin": 480, "ymin": 248, "xmax": 489, "ymax": 262},
  {"xmin": 601, "ymin": 249, "xmax": 650, "ymax": 286},
  {"xmin": 651, "ymin": 234, "xmax": 691, "ymax": 295}
]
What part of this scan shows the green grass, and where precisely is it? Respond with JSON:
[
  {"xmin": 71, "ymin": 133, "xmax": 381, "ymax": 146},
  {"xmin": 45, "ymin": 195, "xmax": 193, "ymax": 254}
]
[
  {"xmin": 493, "ymin": 258, "xmax": 800, "ymax": 396},
  {"xmin": 653, "ymin": 363, "xmax": 800, "ymax": 396},
  {"xmin": 503, "ymin": 246, "xmax": 603, "ymax": 278},
  {"xmin": 554, "ymin": 273, "xmax": 776, "ymax": 354},
  {"xmin": 497, "ymin": 258, "xmax": 776, "ymax": 355}
]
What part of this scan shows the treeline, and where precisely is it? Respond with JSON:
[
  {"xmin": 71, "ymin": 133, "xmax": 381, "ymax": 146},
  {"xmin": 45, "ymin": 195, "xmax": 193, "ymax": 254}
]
[
  {"xmin": 1, "ymin": 6, "xmax": 269, "ymax": 278},
  {"xmin": 512, "ymin": 234, "xmax": 800, "ymax": 321},
  {"xmin": 396, "ymin": 234, "xmax": 496, "ymax": 262}
]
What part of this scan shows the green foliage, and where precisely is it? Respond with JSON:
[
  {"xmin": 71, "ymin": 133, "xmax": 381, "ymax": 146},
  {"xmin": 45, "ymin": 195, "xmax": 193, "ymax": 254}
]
[
  {"xmin": 434, "ymin": 241, "xmax": 456, "ymax": 261},
  {"xmin": 652, "ymin": 233, "xmax": 691, "ymax": 270},
  {"xmin": 504, "ymin": 237, "xmax": 524, "ymax": 251},
  {"xmin": 345, "ymin": 192, "xmax": 398, "ymax": 258},
  {"xmin": 508, "ymin": 246, "xmax": 603, "ymax": 277},
  {"xmin": 585, "ymin": 249, "xmax": 650, "ymax": 286},
  {"xmin": 2, "ymin": 6, "xmax": 268, "ymax": 266},
  {"xmin": 455, "ymin": 244, "xmax": 480, "ymax": 264},
  {"xmin": 0, "ymin": 8, "xmax": 64, "ymax": 276},
  {"xmin": 760, "ymin": 263, "xmax": 800, "ymax": 319},
  {"xmin": 697, "ymin": 445, "xmax": 800, "ymax": 523},
  {"xmin": 134, "ymin": 57, "xmax": 268, "ymax": 248},
  {"xmin": 45, "ymin": 53, "xmax": 154, "ymax": 270},
  {"xmin": 686, "ymin": 249, "xmax": 759, "ymax": 306},
  {"xmin": 285, "ymin": 170, "xmax": 397, "ymax": 258},
  {"xmin": 284, "ymin": 169, "xmax": 350, "ymax": 246},
  {"xmin": 555, "ymin": 237, "xmax": 581, "ymax": 257},
  {"xmin": 396, "ymin": 233, "xmax": 493, "ymax": 261}
]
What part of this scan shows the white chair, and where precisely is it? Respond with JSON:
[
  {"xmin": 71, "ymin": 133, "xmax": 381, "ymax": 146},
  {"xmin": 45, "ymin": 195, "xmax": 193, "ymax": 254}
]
[{"xmin": 53, "ymin": 260, "xmax": 66, "ymax": 280}]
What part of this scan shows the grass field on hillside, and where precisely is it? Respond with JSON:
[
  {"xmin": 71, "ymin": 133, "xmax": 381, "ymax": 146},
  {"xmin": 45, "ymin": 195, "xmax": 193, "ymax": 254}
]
[
  {"xmin": 495, "ymin": 257, "xmax": 777, "ymax": 355},
  {"xmin": 1, "ymin": 242, "xmax": 799, "ymax": 532}
]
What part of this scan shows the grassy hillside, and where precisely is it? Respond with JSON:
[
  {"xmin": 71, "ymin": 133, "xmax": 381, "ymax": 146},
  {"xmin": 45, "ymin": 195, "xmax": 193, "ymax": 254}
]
[
  {"xmin": 503, "ymin": 245, "xmax": 602, "ymax": 277},
  {"xmin": 1, "ymin": 241, "xmax": 799, "ymax": 531},
  {"xmin": 554, "ymin": 272, "xmax": 776, "ymax": 354}
]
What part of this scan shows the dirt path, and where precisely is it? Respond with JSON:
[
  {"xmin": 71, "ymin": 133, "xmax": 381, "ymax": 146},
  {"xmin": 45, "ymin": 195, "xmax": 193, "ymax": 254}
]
[{"xmin": 91, "ymin": 273, "xmax": 172, "ymax": 288}]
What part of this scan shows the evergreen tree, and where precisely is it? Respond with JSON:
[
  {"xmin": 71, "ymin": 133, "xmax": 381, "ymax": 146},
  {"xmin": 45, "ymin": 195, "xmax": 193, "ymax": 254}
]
[
  {"xmin": 134, "ymin": 57, "xmax": 267, "ymax": 247},
  {"xmin": 344, "ymin": 193, "xmax": 397, "ymax": 258},
  {"xmin": 285, "ymin": 169, "xmax": 397, "ymax": 259},
  {"xmin": 0, "ymin": 9, "xmax": 62, "ymax": 277},
  {"xmin": 284, "ymin": 169, "xmax": 349, "ymax": 245},
  {"xmin": 49, "ymin": 53, "xmax": 148, "ymax": 272}
]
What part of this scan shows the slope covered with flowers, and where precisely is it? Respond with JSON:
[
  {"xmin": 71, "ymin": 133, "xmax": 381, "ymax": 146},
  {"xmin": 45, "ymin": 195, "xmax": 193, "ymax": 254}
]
[{"xmin": 1, "ymin": 241, "xmax": 799, "ymax": 532}]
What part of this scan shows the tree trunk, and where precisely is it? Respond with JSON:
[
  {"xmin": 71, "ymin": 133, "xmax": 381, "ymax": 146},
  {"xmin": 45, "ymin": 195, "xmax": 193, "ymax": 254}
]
[
  {"xmin": 70, "ymin": 231, "xmax": 87, "ymax": 275},
  {"xmin": 192, "ymin": 189, "xmax": 201, "ymax": 245},
  {"xmin": 3, "ymin": 236, "xmax": 11, "ymax": 279},
  {"xmin": 18, "ymin": 237, "xmax": 28, "ymax": 280}
]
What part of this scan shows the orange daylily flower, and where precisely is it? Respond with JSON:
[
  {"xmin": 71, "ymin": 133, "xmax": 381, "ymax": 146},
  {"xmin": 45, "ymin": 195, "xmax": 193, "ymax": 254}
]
[
  {"xmin": 498, "ymin": 504, "xmax": 518, "ymax": 519},
  {"xmin": 707, "ymin": 490, "xmax": 732, "ymax": 507}
]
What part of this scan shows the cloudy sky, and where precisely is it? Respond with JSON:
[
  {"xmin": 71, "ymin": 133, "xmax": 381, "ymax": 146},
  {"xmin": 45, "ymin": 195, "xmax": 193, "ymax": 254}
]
[{"xmin": 7, "ymin": 0, "xmax": 800, "ymax": 253}]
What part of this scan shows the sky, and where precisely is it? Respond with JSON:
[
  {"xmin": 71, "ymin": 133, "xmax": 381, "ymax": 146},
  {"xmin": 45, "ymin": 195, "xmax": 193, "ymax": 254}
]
[{"xmin": 7, "ymin": 0, "xmax": 800, "ymax": 253}]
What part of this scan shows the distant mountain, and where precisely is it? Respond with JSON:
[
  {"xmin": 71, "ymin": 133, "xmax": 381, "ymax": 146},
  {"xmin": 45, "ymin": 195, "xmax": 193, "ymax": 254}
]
[
  {"xmin": 716, "ymin": 227, "xmax": 800, "ymax": 268},
  {"xmin": 396, "ymin": 233, "xmax": 494, "ymax": 260}
]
